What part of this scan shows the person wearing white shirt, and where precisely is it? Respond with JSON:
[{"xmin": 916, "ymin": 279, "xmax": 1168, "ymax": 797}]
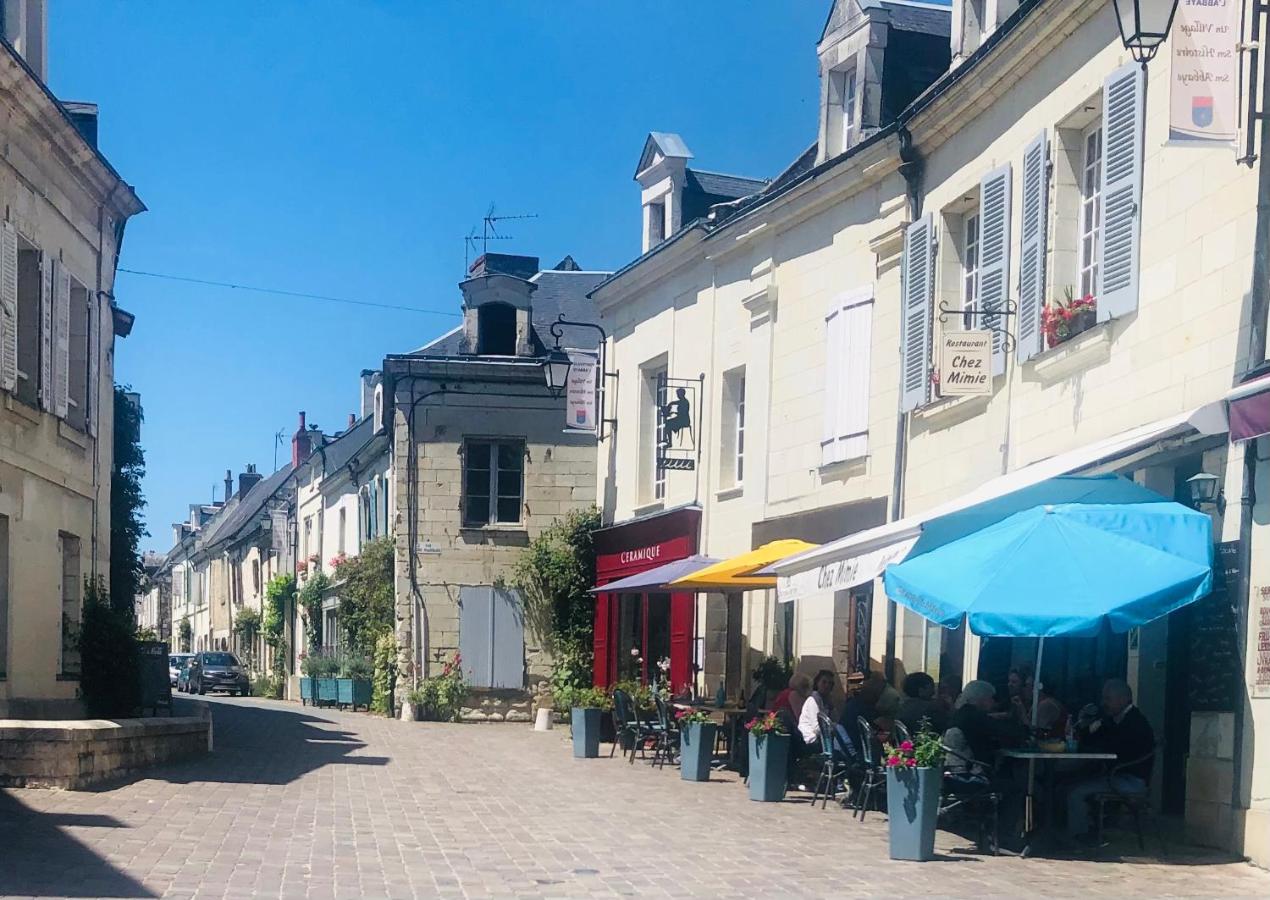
[{"xmin": 798, "ymin": 670, "xmax": 836, "ymax": 747}]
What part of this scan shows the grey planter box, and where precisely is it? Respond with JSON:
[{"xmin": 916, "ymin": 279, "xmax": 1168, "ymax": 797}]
[
  {"xmin": 680, "ymin": 722, "xmax": 717, "ymax": 782},
  {"xmin": 886, "ymin": 766, "xmax": 942, "ymax": 861},
  {"xmin": 571, "ymin": 707, "xmax": 602, "ymax": 758},
  {"xmin": 747, "ymin": 732, "xmax": 789, "ymax": 801}
]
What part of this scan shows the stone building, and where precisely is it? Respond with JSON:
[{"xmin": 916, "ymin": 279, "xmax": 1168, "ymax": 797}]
[
  {"xmin": 383, "ymin": 253, "xmax": 607, "ymax": 719},
  {"xmin": 0, "ymin": 1, "xmax": 145, "ymax": 716}
]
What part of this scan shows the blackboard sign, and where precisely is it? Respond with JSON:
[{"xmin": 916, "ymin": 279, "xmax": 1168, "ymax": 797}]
[
  {"xmin": 138, "ymin": 640, "xmax": 173, "ymax": 715},
  {"xmin": 1187, "ymin": 541, "xmax": 1242, "ymax": 713}
]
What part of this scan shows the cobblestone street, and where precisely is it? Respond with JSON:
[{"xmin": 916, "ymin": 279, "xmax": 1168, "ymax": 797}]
[{"xmin": 2, "ymin": 697, "xmax": 1268, "ymax": 899}]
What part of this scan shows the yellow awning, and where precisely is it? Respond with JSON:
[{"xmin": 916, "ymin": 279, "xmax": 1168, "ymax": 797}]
[{"xmin": 668, "ymin": 539, "xmax": 819, "ymax": 590}]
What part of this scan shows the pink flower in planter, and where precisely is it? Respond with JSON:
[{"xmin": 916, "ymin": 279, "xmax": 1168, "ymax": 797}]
[
  {"xmin": 900, "ymin": 740, "xmax": 914, "ymax": 752},
  {"xmin": 906, "ymin": 758, "xmax": 917, "ymax": 768}
]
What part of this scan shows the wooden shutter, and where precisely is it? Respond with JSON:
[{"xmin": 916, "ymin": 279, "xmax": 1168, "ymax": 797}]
[
  {"xmin": 87, "ymin": 292, "xmax": 99, "ymax": 437},
  {"xmin": 39, "ymin": 252, "xmax": 52, "ymax": 411},
  {"xmin": 840, "ymin": 289, "xmax": 873, "ymax": 460},
  {"xmin": 1098, "ymin": 62, "xmax": 1145, "ymax": 321},
  {"xmin": 491, "ymin": 587, "xmax": 525, "ymax": 689},
  {"xmin": 53, "ymin": 262, "xmax": 70, "ymax": 419},
  {"xmin": 900, "ymin": 214, "xmax": 934, "ymax": 412},
  {"xmin": 821, "ymin": 302, "xmax": 843, "ymax": 466},
  {"xmin": 977, "ymin": 164, "xmax": 1012, "ymax": 376},
  {"xmin": 458, "ymin": 586, "xmax": 493, "ymax": 688},
  {"xmin": 0, "ymin": 223, "xmax": 17, "ymax": 392},
  {"xmin": 1017, "ymin": 132, "xmax": 1049, "ymax": 361}
]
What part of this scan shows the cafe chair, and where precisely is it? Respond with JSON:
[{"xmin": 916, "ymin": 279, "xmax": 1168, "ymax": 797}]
[
  {"xmin": 892, "ymin": 719, "xmax": 913, "ymax": 747},
  {"xmin": 623, "ymin": 692, "xmax": 663, "ymax": 766},
  {"xmin": 939, "ymin": 740, "xmax": 1000, "ymax": 855},
  {"xmin": 610, "ymin": 689, "xmax": 646, "ymax": 761},
  {"xmin": 1091, "ymin": 745, "xmax": 1163, "ymax": 853},
  {"xmin": 810, "ymin": 712, "xmax": 850, "ymax": 810},
  {"xmin": 852, "ymin": 716, "xmax": 888, "ymax": 821},
  {"xmin": 652, "ymin": 694, "xmax": 680, "ymax": 770}
]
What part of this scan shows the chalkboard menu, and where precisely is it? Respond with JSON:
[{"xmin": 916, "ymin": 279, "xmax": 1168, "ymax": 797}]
[
  {"xmin": 1188, "ymin": 541, "xmax": 1242, "ymax": 713},
  {"xmin": 138, "ymin": 640, "xmax": 173, "ymax": 715}
]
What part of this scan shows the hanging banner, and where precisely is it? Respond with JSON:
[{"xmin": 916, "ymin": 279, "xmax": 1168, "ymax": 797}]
[
  {"xmin": 1169, "ymin": 0, "xmax": 1239, "ymax": 145},
  {"xmin": 938, "ymin": 330, "xmax": 993, "ymax": 397},
  {"xmin": 563, "ymin": 349, "xmax": 598, "ymax": 433},
  {"xmin": 1253, "ymin": 585, "xmax": 1270, "ymax": 699}
]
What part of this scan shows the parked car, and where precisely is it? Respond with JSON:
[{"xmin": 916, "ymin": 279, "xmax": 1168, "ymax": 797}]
[
  {"xmin": 169, "ymin": 653, "xmax": 195, "ymax": 687},
  {"xmin": 176, "ymin": 657, "xmax": 196, "ymax": 693},
  {"xmin": 188, "ymin": 651, "xmax": 251, "ymax": 696}
]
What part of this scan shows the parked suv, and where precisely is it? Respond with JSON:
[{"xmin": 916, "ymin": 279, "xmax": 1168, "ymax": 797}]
[
  {"xmin": 169, "ymin": 653, "xmax": 195, "ymax": 687},
  {"xmin": 188, "ymin": 651, "xmax": 250, "ymax": 696}
]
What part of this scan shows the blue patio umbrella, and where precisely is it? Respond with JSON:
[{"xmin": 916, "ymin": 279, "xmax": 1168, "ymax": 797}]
[{"xmin": 883, "ymin": 500, "xmax": 1213, "ymax": 639}]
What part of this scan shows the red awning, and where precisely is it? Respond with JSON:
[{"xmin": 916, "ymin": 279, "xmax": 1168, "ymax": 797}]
[{"xmin": 1229, "ymin": 373, "xmax": 1270, "ymax": 442}]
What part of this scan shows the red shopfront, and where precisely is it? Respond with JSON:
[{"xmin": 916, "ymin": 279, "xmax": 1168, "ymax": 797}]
[{"xmin": 592, "ymin": 506, "xmax": 701, "ymax": 693}]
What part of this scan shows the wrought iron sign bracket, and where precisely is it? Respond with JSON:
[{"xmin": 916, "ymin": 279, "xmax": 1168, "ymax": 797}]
[
  {"xmin": 937, "ymin": 299, "xmax": 1019, "ymax": 353},
  {"xmin": 550, "ymin": 314, "xmax": 619, "ymax": 440}
]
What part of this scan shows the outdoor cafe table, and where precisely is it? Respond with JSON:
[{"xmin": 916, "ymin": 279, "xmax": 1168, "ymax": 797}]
[{"xmin": 999, "ymin": 748, "xmax": 1117, "ymax": 855}]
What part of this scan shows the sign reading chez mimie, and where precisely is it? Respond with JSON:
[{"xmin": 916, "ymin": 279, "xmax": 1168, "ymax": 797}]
[{"xmin": 938, "ymin": 331, "xmax": 993, "ymax": 397}]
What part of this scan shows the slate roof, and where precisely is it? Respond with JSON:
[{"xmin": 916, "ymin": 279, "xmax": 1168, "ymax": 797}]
[
  {"xmin": 311, "ymin": 415, "xmax": 377, "ymax": 475},
  {"xmin": 199, "ymin": 463, "xmax": 295, "ymax": 553},
  {"xmin": 821, "ymin": 0, "xmax": 951, "ymax": 42},
  {"xmin": 412, "ymin": 263, "xmax": 608, "ymax": 357}
]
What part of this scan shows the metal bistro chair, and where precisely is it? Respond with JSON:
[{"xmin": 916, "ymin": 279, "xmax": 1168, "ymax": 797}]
[
  {"xmin": 811, "ymin": 712, "xmax": 850, "ymax": 810},
  {"xmin": 852, "ymin": 716, "xmax": 888, "ymax": 821},
  {"xmin": 938, "ymin": 740, "xmax": 1001, "ymax": 855},
  {"xmin": 610, "ymin": 689, "xmax": 645, "ymax": 761},
  {"xmin": 624, "ymin": 692, "xmax": 664, "ymax": 765},
  {"xmin": 892, "ymin": 719, "xmax": 913, "ymax": 747},
  {"xmin": 652, "ymin": 694, "xmax": 680, "ymax": 770},
  {"xmin": 1091, "ymin": 745, "xmax": 1164, "ymax": 853}
]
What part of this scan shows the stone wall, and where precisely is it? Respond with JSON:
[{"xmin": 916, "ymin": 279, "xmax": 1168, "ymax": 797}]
[{"xmin": 0, "ymin": 715, "xmax": 210, "ymax": 789}]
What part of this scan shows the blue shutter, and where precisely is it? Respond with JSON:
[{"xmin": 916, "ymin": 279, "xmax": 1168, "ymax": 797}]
[
  {"xmin": 1017, "ymin": 131, "xmax": 1048, "ymax": 361},
  {"xmin": 491, "ymin": 588, "xmax": 525, "ymax": 689},
  {"xmin": 459, "ymin": 586, "xmax": 493, "ymax": 687},
  {"xmin": 899, "ymin": 214, "xmax": 934, "ymax": 412},
  {"xmin": 1098, "ymin": 62, "xmax": 1145, "ymax": 321},
  {"xmin": 977, "ymin": 164, "xmax": 1011, "ymax": 377}
]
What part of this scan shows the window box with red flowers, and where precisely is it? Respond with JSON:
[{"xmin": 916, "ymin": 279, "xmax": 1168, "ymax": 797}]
[{"xmin": 1042, "ymin": 289, "xmax": 1097, "ymax": 349}]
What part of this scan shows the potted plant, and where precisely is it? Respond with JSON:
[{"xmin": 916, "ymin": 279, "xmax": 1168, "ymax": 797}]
[
  {"xmin": 571, "ymin": 687, "xmax": 611, "ymax": 759},
  {"xmin": 882, "ymin": 727, "xmax": 946, "ymax": 861},
  {"xmin": 337, "ymin": 656, "xmax": 373, "ymax": 711},
  {"xmin": 745, "ymin": 711, "xmax": 790, "ymax": 801},
  {"xmin": 299, "ymin": 652, "xmax": 318, "ymax": 705},
  {"xmin": 313, "ymin": 653, "xmax": 340, "ymax": 706},
  {"xmin": 751, "ymin": 656, "xmax": 793, "ymax": 708},
  {"xmin": 676, "ymin": 708, "xmax": 717, "ymax": 782}
]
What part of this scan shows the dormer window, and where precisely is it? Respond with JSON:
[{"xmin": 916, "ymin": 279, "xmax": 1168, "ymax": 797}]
[
  {"xmin": 841, "ymin": 68, "xmax": 858, "ymax": 151},
  {"xmin": 647, "ymin": 200, "xmax": 666, "ymax": 246},
  {"xmin": 477, "ymin": 302, "xmax": 517, "ymax": 355}
]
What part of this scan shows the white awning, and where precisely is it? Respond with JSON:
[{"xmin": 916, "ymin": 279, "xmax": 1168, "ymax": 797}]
[{"xmin": 773, "ymin": 402, "xmax": 1227, "ymax": 603}]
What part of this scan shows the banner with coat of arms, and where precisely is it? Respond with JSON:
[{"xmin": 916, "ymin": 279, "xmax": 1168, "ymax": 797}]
[{"xmin": 1169, "ymin": 1, "xmax": 1240, "ymax": 145}]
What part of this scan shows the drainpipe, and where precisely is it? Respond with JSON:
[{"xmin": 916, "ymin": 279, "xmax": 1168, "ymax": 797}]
[
  {"xmin": 1232, "ymin": 6, "xmax": 1270, "ymax": 821},
  {"xmin": 885, "ymin": 127, "xmax": 925, "ymax": 684}
]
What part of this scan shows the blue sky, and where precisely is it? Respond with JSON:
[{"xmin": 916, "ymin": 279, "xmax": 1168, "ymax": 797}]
[{"xmin": 49, "ymin": 1, "xmax": 837, "ymax": 549}]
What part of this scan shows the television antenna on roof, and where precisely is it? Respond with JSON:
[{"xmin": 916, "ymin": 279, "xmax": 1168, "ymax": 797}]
[{"xmin": 463, "ymin": 203, "xmax": 538, "ymax": 274}]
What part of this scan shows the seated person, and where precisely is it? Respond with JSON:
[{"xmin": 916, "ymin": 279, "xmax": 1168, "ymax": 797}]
[
  {"xmin": 945, "ymin": 680, "xmax": 1028, "ymax": 850},
  {"xmin": 896, "ymin": 672, "xmax": 949, "ymax": 736},
  {"xmin": 947, "ymin": 680, "xmax": 1027, "ymax": 765},
  {"xmin": 1064, "ymin": 679, "xmax": 1155, "ymax": 841},
  {"xmin": 797, "ymin": 669, "xmax": 836, "ymax": 748},
  {"xmin": 772, "ymin": 673, "xmax": 810, "ymax": 736},
  {"xmin": 838, "ymin": 672, "xmax": 888, "ymax": 761}
]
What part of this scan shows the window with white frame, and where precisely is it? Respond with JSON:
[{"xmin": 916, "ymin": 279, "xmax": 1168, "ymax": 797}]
[
  {"xmin": 719, "ymin": 367, "xmax": 746, "ymax": 490},
  {"xmin": 463, "ymin": 439, "xmax": 525, "ymax": 527},
  {"xmin": 841, "ymin": 69, "xmax": 858, "ymax": 151},
  {"xmin": 1078, "ymin": 124, "xmax": 1103, "ymax": 299},
  {"xmin": 647, "ymin": 200, "xmax": 666, "ymax": 246},
  {"xmin": 961, "ymin": 209, "xmax": 980, "ymax": 329},
  {"xmin": 653, "ymin": 371, "xmax": 667, "ymax": 501},
  {"xmin": 639, "ymin": 363, "xmax": 668, "ymax": 505},
  {"xmin": 337, "ymin": 507, "xmax": 346, "ymax": 556}
]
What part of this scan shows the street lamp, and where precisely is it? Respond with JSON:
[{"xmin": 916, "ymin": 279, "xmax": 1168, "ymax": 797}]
[
  {"xmin": 1112, "ymin": 0, "xmax": 1181, "ymax": 64},
  {"xmin": 542, "ymin": 347, "xmax": 573, "ymax": 399},
  {"xmin": 1186, "ymin": 471, "xmax": 1226, "ymax": 514}
]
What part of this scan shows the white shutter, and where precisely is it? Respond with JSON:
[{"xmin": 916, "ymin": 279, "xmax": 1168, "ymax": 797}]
[
  {"xmin": 1017, "ymin": 132, "xmax": 1049, "ymax": 361},
  {"xmin": 39, "ymin": 252, "xmax": 52, "ymax": 411},
  {"xmin": 821, "ymin": 303, "xmax": 843, "ymax": 466},
  {"xmin": 900, "ymin": 214, "xmax": 934, "ymax": 412},
  {"xmin": 840, "ymin": 291, "xmax": 873, "ymax": 460},
  {"xmin": 87, "ymin": 292, "xmax": 99, "ymax": 437},
  {"xmin": 54, "ymin": 261, "xmax": 70, "ymax": 419},
  {"xmin": 0, "ymin": 223, "xmax": 17, "ymax": 392},
  {"xmin": 1098, "ymin": 62, "xmax": 1145, "ymax": 321},
  {"xmin": 977, "ymin": 164, "xmax": 1012, "ymax": 376}
]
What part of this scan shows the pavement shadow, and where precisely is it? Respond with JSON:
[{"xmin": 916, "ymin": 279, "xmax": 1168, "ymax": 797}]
[
  {"xmin": 0, "ymin": 791, "xmax": 155, "ymax": 898},
  {"xmin": 142, "ymin": 696, "xmax": 390, "ymax": 788}
]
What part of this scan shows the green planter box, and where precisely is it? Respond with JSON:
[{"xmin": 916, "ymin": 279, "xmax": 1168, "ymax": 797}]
[
  {"xmin": 571, "ymin": 707, "xmax": 602, "ymax": 758},
  {"xmin": 886, "ymin": 766, "xmax": 941, "ymax": 861},
  {"xmin": 337, "ymin": 677, "xmax": 372, "ymax": 710},
  {"xmin": 680, "ymin": 722, "xmax": 717, "ymax": 782},
  {"xmin": 300, "ymin": 676, "xmax": 317, "ymax": 705},
  {"xmin": 317, "ymin": 677, "xmax": 339, "ymax": 706},
  {"xmin": 747, "ymin": 732, "xmax": 789, "ymax": 802}
]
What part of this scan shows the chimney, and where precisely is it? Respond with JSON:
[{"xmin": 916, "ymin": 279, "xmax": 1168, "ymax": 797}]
[
  {"xmin": 467, "ymin": 253, "xmax": 539, "ymax": 280},
  {"xmin": 348, "ymin": 413, "xmax": 356, "ymax": 429},
  {"xmin": 291, "ymin": 411, "xmax": 312, "ymax": 467},
  {"xmin": 360, "ymin": 370, "xmax": 380, "ymax": 419},
  {"xmin": 237, "ymin": 463, "xmax": 263, "ymax": 498},
  {"xmin": 223, "ymin": 470, "xmax": 233, "ymax": 504}
]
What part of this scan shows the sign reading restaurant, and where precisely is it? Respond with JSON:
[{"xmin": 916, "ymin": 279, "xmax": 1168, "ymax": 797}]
[{"xmin": 938, "ymin": 331, "xmax": 993, "ymax": 397}]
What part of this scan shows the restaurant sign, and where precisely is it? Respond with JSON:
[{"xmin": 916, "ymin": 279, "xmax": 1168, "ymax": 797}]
[
  {"xmin": 563, "ymin": 348, "xmax": 598, "ymax": 433},
  {"xmin": 777, "ymin": 538, "xmax": 918, "ymax": 603},
  {"xmin": 1169, "ymin": 0, "xmax": 1239, "ymax": 145},
  {"xmin": 938, "ymin": 331, "xmax": 993, "ymax": 397}
]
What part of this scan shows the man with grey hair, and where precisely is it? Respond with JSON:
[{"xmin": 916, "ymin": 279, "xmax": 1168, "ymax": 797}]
[{"xmin": 1065, "ymin": 678, "xmax": 1156, "ymax": 841}]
